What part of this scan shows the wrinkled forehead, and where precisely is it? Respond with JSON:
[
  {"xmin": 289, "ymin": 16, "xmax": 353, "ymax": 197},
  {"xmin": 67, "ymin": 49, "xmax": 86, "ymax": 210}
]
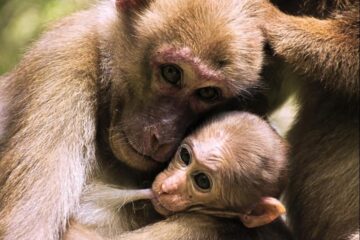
[
  {"xmin": 133, "ymin": 0, "xmax": 264, "ymax": 92},
  {"xmin": 136, "ymin": 0, "xmax": 259, "ymax": 62},
  {"xmin": 187, "ymin": 135, "xmax": 233, "ymax": 171}
]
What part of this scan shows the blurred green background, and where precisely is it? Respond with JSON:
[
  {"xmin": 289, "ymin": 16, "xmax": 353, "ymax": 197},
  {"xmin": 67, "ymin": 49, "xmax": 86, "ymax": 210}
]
[{"xmin": 0, "ymin": 0, "xmax": 90, "ymax": 74}]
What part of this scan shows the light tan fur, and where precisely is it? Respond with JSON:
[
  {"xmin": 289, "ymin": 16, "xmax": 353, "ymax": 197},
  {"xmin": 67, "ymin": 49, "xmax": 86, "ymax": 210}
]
[{"xmin": 1, "ymin": 0, "xmax": 357, "ymax": 239}]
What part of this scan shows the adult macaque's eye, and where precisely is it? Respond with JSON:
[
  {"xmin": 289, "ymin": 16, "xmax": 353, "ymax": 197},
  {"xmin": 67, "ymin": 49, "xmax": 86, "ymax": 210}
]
[
  {"xmin": 196, "ymin": 87, "xmax": 221, "ymax": 102},
  {"xmin": 160, "ymin": 64, "xmax": 182, "ymax": 86},
  {"xmin": 179, "ymin": 147, "xmax": 191, "ymax": 165},
  {"xmin": 193, "ymin": 172, "xmax": 211, "ymax": 191}
]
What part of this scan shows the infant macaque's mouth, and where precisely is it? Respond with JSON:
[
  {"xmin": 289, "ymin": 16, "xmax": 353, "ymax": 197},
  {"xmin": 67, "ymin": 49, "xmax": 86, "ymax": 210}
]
[{"xmin": 151, "ymin": 196, "xmax": 173, "ymax": 216}]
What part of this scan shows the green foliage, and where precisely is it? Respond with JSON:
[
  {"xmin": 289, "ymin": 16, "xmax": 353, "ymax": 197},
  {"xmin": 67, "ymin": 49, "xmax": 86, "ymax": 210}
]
[{"xmin": 0, "ymin": 0, "xmax": 89, "ymax": 74}]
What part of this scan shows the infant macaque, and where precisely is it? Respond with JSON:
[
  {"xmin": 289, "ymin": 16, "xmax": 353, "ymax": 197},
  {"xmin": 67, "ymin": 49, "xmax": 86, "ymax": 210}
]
[
  {"xmin": 151, "ymin": 111, "xmax": 288, "ymax": 228},
  {"xmin": 81, "ymin": 112, "xmax": 288, "ymax": 229}
]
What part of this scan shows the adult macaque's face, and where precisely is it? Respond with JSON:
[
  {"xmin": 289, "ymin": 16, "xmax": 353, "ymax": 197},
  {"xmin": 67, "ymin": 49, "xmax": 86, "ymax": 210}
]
[
  {"xmin": 110, "ymin": 49, "xmax": 233, "ymax": 171},
  {"xmin": 108, "ymin": 0, "xmax": 265, "ymax": 171}
]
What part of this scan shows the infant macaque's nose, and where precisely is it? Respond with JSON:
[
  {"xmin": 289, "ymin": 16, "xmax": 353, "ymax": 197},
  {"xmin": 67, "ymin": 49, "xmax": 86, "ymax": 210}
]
[
  {"xmin": 156, "ymin": 171, "xmax": 186, "ymax": 195},
  {"xmin": 160, "ymin": 182, "xmax": 178, "ymax": 194}
]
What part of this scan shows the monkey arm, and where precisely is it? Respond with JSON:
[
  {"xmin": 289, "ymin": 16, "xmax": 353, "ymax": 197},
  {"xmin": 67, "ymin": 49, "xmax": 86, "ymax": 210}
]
[
  {"xmin": 112, "ymin": 214, "xmax": 293, "ymax": 240},
  {"xmin": 66, "ymin": 214, "xmax": 228, "ymax": 240},
  {"xmin": 0, "ymin": 19, "xmax": 100, "ymax": 239},
  {"xmin": 64, "ymin": 216, "xmax": 293, "ymax": 240},
  {"xmin": 0, "ymin": 77, "xmax": 98, "ymax": 240},
  {"xmin": 264, "ymin": 3, "xmax": 359, "ymax": 97},
  {"xmin": 113, "ymin": 213, "xmax": 234, "ymax": 240}
]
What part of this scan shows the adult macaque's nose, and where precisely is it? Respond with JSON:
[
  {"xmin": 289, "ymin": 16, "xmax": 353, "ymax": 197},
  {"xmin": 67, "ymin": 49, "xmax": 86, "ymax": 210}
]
[
  {"xmin": 148, "ymin": 126, "xmax": 175, "ymax": 162},
  {"xmin": 149, "ymin": 127, "xmax": 160, "ymax": 150}
]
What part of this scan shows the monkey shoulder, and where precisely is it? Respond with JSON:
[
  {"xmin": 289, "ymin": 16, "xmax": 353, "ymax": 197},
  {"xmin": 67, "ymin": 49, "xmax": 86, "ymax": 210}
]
[{"xmin": 12, "ymin": 8, "xmax": 107, "ymax": 87}]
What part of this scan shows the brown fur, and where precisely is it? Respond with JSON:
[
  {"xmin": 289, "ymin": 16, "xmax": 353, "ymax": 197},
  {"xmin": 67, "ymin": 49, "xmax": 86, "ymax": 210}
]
[
  {"xmin": 1, "ymin": 0, "xmax": 357, "ymax": 239},
  {"xmin": 263, "ymin": 1, "xmax": 359, "ymax": 240},
  {"xmin": 0, "ymin": 0, "xmax": 272, "ymax": 240}
]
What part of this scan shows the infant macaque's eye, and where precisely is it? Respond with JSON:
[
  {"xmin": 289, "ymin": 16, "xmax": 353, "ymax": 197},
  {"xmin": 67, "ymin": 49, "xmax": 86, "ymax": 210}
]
[
  {"xmin": 179, "ymin": 147, "xmax": 191, "ymax": 165},
  {"xmin": 193, "ymin": 172, "xmax": 211, "ymax": 191}
]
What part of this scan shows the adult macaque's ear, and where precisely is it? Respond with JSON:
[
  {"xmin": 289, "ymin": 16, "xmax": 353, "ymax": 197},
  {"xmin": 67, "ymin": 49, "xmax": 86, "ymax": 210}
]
[
  {"xmin": 115, "ymin": 0, "xmax": 150, "ymax": 12},
  {"xmin": 239, "ymin": 197, "xmax": 286, "ymax": 228}
]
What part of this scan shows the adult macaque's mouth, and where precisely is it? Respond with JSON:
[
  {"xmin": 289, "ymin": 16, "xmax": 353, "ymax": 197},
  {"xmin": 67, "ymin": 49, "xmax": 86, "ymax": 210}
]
[{"xmin": 121, "ymin": 129, "xmax": 159, "ymax": 163}]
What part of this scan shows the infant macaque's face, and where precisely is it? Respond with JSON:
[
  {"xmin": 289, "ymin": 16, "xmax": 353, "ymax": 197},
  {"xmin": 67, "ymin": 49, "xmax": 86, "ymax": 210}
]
[
  {"xmin": 152, "ymin": 140, "xmax": 225, "ymax": 216},
  {"xmin": 152, "ymin": 112, "xmax": 287, "ymax": 228}
]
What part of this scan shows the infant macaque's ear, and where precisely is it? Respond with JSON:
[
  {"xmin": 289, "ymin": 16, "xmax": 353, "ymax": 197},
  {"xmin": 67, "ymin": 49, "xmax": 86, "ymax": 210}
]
[{"xmin": 239, "ymin": 197, "xmax": 286, "ymax": 228}]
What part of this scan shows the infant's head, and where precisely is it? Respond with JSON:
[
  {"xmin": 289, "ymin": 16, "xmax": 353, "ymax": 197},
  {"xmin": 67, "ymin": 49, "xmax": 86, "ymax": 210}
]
[{"xmin": 152, "ymin": 112, "xmax": 288, "ymax": 228}]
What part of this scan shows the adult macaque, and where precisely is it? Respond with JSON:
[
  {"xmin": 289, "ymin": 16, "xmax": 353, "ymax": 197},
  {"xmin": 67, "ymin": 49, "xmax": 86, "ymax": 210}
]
[
  {"xmin": 0, "ymin": 0, "xmax": 271, "ymax": 239},
  {"xmin": 1, "ymin": 0, "xmax": 357, "ymax": 239},
  {"xmin": 262, "ymin": 1, "xmax": 359, "ymax": 240},
  {"xmin": 151, "ymin": 112, "xmax": 288, "ymax": 229}
]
